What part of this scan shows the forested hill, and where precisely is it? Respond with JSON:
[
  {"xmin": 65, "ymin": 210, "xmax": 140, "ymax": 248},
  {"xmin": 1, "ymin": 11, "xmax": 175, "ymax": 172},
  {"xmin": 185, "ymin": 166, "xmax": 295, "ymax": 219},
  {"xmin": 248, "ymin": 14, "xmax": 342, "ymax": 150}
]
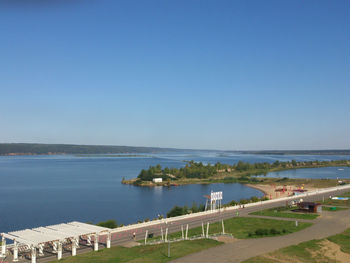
[
  {"xmin": 0, "ymin": 143, "xmax": 180, "ymax": 155},
  {"xmin": 239, "ymin": 150, "xmax": 350, "ymax": 155}
]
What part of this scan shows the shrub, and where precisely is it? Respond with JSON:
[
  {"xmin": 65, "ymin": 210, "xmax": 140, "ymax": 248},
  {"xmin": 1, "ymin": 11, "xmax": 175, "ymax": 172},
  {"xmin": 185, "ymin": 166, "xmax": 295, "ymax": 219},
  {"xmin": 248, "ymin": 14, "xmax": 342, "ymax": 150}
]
[
  {"xmin": 167, "ymin": 206, "xmax": 185, "ymax": 218},
  {"xmin": 97, "ymin": 219, "xmax": 118, "ymax": 229},
  {"xmin": 250, "ymin": 196, "xmax": 260, "ymax": 203},
  {"xmin": 240, "ymin": 199, "xmax": 250, "ymax": 204},
  {"xmin": 255, "ymin": 229, "xmax": 269, "ymax": 236},
  {"xmin": 270, "ymin": 228, "xmax": 280, "ymax": 235}
]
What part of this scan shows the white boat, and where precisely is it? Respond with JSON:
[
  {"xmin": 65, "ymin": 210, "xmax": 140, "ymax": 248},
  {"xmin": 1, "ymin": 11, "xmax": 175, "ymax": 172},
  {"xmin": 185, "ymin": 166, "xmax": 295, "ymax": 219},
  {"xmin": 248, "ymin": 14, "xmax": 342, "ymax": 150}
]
[{"xmin": 338, "ymin": 168, "xmax": 344, "ymax": 171}]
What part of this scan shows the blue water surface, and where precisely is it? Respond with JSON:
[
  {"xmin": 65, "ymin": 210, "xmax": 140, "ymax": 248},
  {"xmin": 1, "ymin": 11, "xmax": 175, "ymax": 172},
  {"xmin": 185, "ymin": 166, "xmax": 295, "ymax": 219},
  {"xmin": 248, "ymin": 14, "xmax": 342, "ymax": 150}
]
[{"xmin": 0, "ymin": 152, "xmax": 349, "ymax": 233}]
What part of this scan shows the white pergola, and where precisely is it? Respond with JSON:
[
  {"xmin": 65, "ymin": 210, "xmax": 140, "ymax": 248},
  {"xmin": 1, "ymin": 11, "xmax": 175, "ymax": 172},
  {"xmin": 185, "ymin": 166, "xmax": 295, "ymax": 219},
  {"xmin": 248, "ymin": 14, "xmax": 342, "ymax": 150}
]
[{"xmin": 1, "ymin": 222, "xmax": 110, "ymax": 263}]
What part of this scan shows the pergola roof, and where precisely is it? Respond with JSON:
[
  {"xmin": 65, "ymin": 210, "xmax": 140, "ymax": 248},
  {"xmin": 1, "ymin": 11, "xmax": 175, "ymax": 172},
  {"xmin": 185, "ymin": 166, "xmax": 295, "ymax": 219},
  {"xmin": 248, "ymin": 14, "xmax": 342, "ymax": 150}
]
[{"xmin": 1, "ymin": 221, "xmax": 109, "ymax": 247}]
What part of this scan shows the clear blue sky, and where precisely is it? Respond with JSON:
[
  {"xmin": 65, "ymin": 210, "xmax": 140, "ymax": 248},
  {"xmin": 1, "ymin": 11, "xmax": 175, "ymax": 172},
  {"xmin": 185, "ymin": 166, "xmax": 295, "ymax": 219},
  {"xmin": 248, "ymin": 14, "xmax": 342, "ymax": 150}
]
[{"xmin": 1, "ymin": 0, "xmax": 349, "ymax": 150}]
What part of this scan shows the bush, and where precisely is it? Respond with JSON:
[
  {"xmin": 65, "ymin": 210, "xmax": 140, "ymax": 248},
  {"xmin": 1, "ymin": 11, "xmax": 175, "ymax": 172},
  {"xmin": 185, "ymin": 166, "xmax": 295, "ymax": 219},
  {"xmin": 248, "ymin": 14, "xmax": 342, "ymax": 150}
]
[
  {"xmin": 240, "ymin": 199, "xmax": 250, "ymax": 204},
  {"xmin": 250, "ymin": 196, "xmax": 260, "ymax": 203},
  {"xmin": 270, "ymin": 228, "xmax": 280, "ymax": 235},
  {"xmin": 167, "ymin": 206, "xmax": 185, "ymax": 218},
  {"xmin": 97, "ymin": 219, "xmax": 118, "ymax": 229},
  {"xmin": 255, "ymin": 229, "xmax": 269, "ymax": 236}
]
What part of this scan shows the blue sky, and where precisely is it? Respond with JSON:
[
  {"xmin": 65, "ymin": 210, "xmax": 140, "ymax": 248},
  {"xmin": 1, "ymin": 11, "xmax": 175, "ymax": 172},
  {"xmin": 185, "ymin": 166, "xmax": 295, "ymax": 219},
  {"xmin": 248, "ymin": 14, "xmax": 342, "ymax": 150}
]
[{"xmin": 1, "ymin": 0, "xmax": 349, "ymax": 150}]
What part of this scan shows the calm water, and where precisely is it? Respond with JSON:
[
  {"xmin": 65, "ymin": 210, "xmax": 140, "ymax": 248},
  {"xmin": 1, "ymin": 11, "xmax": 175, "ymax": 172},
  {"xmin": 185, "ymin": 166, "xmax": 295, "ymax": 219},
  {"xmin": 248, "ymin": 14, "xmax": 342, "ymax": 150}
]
[
  {"xmin": 0, "ymin": 151, "xmax": 349, "ymax": 233},
  {"xmin": 262, "ymin": 166, "xmax": 350, "ymax": 179}
]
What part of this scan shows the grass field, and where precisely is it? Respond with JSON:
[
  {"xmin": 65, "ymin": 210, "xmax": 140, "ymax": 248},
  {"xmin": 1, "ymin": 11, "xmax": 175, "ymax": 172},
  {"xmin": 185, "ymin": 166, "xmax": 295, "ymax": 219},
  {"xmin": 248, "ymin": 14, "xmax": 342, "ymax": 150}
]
[
  {"xmin": 51, "ymin": 239, "xmax": 221, "ymax": 263},
  {"xmin": 243, "ymin": 228, "xmax": 350, "ymax": 263},
  {"xmin": 322, "ymin": 206, "xmax": 348, "ymax": 212},
  {"xmin": 145, "ymin": 217, "xmax": 312, "ymax": 242},
  {"xmin": 339, "ymin": 191, "xmax": 350, "ymax": 197},
  {"xmin": 250, "ymin": 206, "xmax": 319, "ymax": 220}
]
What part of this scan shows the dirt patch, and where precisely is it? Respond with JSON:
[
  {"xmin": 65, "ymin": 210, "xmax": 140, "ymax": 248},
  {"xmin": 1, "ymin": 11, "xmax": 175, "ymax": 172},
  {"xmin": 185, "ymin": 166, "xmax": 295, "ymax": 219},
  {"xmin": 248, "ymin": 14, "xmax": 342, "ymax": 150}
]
[
  {"xmin": 213, "ymin": 235, "xmax": 237, "ymax": 243},
  {"xmin": 262, "ymin": 254, "xmax": 304, "ymax": 263},
  {"xmin": 120, "ymin": 241, "xmax": 141, "ymax": 248},
  {"xmin": 314, "ymin": 240, "xmax": 350, "ymax": 262}
]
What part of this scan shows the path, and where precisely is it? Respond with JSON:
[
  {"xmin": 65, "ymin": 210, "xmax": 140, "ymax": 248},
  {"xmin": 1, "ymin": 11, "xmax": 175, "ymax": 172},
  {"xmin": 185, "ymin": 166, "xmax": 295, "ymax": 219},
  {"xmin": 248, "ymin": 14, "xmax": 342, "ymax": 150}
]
[{"xmin": 171, "ymin": 209, "xmax": 350, "ymax": 263}]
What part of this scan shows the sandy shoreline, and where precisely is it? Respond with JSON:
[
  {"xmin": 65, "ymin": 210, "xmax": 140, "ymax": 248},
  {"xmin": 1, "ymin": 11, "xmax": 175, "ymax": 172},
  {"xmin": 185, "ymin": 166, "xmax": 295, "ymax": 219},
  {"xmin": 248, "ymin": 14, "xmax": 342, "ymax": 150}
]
[{"xmin": 246, "ymin": 183, "xmax": 318, "ymax": 200}]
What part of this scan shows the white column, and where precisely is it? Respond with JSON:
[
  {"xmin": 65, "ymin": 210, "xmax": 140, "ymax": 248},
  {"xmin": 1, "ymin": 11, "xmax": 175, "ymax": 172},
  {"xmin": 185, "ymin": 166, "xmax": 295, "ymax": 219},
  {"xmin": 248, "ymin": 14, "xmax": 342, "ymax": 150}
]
[
  {"xmin": 1, "ymin": 236, "xmax": 6, "ymax": 257},
  {"xmin": 94, "ymin": 234, "xmax": 99, "ymax": 251},
  {"xmin": 13, "ymin": 240, "xmax": 18, "ymax": 262},
  {"xmin": 31, "ymin": 247, "xmax": 36, "ymax": 263},
  {"xmin": 202, "ymin": 223, "xmax": 205, "ymax": 237},
  {"xmin": 222, "ymin": 220, "xmax": 225, "ymax": 234},
  {"xmin": 144, "ymin": 230, "xmax": 148, "ymax": 245},
  {"xmin": 181, "ymin": 225, "xmax": 184, "ymax": 240},
  {"xmin": 87, "ymin": 235, "xmax": 92, "ymax": 246},
  {"xmin": 38, "ymin": 244, "xmax": 44, "ymax": 256},
  {"xmin": 206, "ymin": 222, "xmax": 209, "ymax": 238},
  {"xmin": 57, "ymin": 242, "xmax": 62, "ymax": 260},
  {"xmin": 161, "ymin": 228, "xmax": 164, "ymax": 241},
  {"xmin": 185, "ymin": 224, "xmax": 188, "ymax": 240},
  {"xmin": 72, "ymin": 239, "xmax": 77, "ymax": 256},
  {"xmin": 106, "ymin": 233, "xmax": 111, "ymax": 249},
  {"xmin": 165, "ymin": 228, "xmax": 168, "ymax": 242}
]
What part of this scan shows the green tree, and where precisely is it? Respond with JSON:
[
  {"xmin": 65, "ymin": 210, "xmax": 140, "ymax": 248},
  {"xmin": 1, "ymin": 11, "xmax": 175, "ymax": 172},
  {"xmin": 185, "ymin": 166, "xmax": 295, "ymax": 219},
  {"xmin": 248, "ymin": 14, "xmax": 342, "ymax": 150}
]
[
  {"xmin": 97, "ymin": 219, "xmax": 118, "ymax": 229},
  {"xmin": 167, "ymin": 206, "xmax": 185, "ymax": 218}
]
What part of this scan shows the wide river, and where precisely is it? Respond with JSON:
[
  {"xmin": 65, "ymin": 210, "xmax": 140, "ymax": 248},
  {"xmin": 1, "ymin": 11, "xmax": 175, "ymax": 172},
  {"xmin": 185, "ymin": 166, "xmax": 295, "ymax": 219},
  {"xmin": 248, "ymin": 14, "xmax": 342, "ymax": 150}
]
[{"xmin": 0, "ymin": 151, "xmax": 349, "ymax": 233}]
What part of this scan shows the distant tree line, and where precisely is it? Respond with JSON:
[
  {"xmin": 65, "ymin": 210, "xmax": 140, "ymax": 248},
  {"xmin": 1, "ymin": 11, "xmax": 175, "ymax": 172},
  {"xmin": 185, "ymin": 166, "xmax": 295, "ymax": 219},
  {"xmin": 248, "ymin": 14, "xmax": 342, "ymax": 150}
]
[
  {"xmin": 241, "ymin": 150, "xmax": 350, "ymax": 155},
  {"xmin": 0, "ymin": 143, "xmax": 178, "ymax": 155}
]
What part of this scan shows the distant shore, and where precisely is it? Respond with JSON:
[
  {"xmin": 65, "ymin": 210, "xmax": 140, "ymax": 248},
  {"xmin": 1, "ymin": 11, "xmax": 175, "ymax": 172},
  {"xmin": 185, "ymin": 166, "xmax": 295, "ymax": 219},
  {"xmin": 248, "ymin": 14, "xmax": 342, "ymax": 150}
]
[{"xmin": 1, "ymin": 143, "xmax": 350, "ymax": 156}]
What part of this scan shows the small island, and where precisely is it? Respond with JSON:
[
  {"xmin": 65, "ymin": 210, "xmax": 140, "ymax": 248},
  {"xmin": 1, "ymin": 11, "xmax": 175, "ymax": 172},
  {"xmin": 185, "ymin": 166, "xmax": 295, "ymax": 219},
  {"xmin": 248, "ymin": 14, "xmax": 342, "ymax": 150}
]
[{"xmin": 122, "ymin": 159, "xmax": 350, "ymax": 188}]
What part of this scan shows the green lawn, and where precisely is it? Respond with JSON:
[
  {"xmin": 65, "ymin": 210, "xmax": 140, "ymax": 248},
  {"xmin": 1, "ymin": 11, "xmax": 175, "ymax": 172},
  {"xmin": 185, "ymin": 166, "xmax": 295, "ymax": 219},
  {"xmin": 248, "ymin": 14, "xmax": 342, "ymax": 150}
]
[
  {"xmin": 250, "ymin": 206, "xmax": 319, "ymax": 220},
  {"xmin": 243, "ymin": 228, "xmax": 350, "ymax": 263},
  {"xmin": 322, "ymin": 199, "xmax": 350, "ymax": 207},
  {"xmin": 146, "ymin": 217, "xmax": 312, "ymax": 242},
  {"xmin": 322, "ymin": 206, "xmax": 348, "ymax": 212},
  {"xmin": 51, "ymin": 239, "xmax": 221, "ymax": 263},
  {"xmin": 327, "ymin": 228, "xmax": 350, "ymax": 254},
  {"xmin": 339, "ymin": 191, "xmax": 350, "ymax": 197}
]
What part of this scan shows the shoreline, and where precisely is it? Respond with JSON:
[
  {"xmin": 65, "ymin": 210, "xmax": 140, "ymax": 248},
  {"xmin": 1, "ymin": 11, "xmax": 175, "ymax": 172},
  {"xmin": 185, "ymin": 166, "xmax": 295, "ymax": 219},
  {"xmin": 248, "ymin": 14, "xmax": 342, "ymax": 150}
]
[
  {"xmin": 245, "ymin": 183, "xmax": 318, "ymax": 200},
  {"xmin": 245, "ymin": 183, "xmax": 269, "ymax": 196}
]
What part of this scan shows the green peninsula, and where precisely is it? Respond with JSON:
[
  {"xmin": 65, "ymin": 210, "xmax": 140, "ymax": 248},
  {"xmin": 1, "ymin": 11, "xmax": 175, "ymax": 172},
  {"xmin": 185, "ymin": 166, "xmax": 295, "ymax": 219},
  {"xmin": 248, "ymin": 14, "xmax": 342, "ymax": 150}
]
[{"xmin": 122, "ymin": 159, "xmax": 350, "ymax": 187}]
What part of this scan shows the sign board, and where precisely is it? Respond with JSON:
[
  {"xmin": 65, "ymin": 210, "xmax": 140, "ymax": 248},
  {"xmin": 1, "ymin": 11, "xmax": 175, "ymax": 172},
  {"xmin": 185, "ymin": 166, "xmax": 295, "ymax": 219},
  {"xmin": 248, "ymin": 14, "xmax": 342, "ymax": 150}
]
[{"xmin": 210, "ymin": 191, "xmax": 223, "ymax": 201}]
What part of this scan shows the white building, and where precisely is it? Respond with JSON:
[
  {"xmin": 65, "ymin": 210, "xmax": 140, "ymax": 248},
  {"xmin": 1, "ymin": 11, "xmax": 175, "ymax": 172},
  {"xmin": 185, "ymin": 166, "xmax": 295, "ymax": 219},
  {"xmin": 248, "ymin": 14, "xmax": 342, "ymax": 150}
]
[{"xmin": 152, "ymin": 178, "xmax": 162, "ymax": 183}]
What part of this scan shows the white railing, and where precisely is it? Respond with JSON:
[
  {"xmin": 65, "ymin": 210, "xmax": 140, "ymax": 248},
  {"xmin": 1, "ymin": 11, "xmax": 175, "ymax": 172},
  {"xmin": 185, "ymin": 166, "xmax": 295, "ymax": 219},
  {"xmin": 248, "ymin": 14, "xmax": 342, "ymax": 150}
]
[{"xmin": 110, "ymin": 184, "xmax": 350, "ymax": 234}]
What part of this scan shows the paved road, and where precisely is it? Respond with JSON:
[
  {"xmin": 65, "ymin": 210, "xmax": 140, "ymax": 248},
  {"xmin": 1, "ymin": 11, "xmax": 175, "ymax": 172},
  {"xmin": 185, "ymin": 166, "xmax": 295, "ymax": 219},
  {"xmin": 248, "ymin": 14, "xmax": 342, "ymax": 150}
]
[
  {"xmin": 7, "ymin": 186, "xmax": 349, "ymax": 262},
  {"xmin": 171, "ymin": 205, "xmax": 350, "ymax": 263}
]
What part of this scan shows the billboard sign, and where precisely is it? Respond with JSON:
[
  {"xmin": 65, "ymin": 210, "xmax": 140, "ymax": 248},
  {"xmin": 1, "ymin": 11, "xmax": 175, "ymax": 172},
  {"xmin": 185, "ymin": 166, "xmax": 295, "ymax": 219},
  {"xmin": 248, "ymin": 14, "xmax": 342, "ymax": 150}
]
[{"xmin": 210, "ymin": 191, "xmax": 223, "ymax": 201}]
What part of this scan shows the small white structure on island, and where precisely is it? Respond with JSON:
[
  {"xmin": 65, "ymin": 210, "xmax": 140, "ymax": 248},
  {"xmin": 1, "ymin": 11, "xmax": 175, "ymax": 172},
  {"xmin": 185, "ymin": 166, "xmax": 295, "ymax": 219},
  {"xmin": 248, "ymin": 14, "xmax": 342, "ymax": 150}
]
[{"xmin": 152, "ymin": 178, "xmax": 163, "ymax": 183}]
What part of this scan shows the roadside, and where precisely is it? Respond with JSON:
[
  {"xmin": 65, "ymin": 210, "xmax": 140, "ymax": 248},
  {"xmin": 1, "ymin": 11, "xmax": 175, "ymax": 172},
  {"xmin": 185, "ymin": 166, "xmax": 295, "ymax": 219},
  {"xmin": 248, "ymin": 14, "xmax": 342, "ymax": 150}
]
[
  {"xmin": 170, "ymin": 207, "xmax": 350, "ymax": 263},
  {"xmin": 244, "ymin": 227, "xmax": 350, "ymax": 263}
]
